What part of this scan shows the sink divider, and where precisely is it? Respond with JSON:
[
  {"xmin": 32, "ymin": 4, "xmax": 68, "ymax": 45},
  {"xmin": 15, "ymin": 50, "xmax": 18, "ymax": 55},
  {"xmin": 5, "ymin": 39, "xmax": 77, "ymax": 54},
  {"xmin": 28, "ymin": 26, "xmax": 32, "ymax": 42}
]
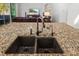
[{"xmin": 34, "ymin": 37, "xmax": 37, "ymax": 53}]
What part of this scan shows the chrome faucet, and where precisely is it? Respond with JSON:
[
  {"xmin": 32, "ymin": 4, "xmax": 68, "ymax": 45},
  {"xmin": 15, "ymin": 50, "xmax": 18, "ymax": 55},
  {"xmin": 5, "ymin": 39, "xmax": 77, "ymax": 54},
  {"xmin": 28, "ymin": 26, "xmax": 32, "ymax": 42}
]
[{"xmin": 36, "ymin": 17, "xmax": 45, "ymax": 36}]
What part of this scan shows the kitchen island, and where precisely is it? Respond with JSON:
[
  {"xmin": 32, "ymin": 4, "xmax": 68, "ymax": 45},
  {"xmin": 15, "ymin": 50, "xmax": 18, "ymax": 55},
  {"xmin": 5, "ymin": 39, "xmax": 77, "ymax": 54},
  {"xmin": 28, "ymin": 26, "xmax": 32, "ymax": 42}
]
[{"xmin": 0, "ymin": 22, "xmax": 79, "ymax": 56}]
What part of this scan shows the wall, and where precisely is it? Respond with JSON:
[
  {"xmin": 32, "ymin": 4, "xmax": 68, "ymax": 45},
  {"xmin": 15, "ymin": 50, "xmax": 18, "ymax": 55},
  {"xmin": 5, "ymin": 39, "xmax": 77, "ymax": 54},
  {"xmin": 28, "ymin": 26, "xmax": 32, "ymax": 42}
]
[
  {"xmin": 67, "ymin": 3, "xmax": 79, "ymax": 28},
  {"xmin": 16, "ymin": 3, "xmax": 67, "ymax": 23},
  {"xmin": 16, "ymin": 3, "xmax": 79, "ymax": 29},
  {"xmin": 18, "ymin": 3, "xmax": 45, "ymax": 17},
  {"xmin": 51, "ymin": 3, "xmax": 68, "ymax": 22}
]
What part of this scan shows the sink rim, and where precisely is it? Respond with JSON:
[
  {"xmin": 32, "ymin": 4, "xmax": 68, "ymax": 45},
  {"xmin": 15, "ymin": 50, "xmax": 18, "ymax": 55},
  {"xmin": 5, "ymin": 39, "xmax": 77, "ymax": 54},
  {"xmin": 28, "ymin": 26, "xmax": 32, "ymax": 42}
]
[{"xmin": 5, "ymin": 36, "xmax": 63, "ymax": 54}]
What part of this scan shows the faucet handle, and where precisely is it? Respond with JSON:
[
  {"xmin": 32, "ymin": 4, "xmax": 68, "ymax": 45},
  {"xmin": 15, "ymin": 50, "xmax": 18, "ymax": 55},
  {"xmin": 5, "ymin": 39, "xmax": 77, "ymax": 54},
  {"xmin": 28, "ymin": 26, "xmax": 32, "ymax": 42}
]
[
  {"xmin": 30, "ymin": 28, "xmax": 32, "ymax": 35},
  {"xmin": 29, "ymin": 26, "xmax": 33, "ymax": 35}
]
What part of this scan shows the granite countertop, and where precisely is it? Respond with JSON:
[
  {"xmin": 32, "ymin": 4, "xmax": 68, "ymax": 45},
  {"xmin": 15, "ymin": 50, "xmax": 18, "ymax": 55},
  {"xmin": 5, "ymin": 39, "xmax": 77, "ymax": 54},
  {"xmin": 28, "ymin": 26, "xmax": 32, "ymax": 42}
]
[{"xmin": 0, "ymin": 22, "xmax": 79, "ymax": 56}]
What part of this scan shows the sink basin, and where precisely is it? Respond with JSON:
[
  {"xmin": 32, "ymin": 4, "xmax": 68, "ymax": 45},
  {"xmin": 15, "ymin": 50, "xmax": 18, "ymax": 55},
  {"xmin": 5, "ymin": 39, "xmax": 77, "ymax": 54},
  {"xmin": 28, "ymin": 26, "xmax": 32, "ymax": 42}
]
[
  {"xmin": 5, "ymin": 36, "xmax": 35, "ymax": 54},
  {"xmin": 5, "ymin": 36, "xmax": 63, "ymax": 54},
  {"xmin": 37, "ymin": 37, "xmax": 63, "ymax": 53}
]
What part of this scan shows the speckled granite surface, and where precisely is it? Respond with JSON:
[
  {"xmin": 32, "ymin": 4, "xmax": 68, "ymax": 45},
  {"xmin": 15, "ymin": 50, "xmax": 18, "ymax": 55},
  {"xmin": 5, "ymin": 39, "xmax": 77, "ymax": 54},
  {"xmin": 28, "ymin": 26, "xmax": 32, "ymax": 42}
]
[{"xmin": 0, "ymin": 22, "xmax": 79, "ymax": 56}]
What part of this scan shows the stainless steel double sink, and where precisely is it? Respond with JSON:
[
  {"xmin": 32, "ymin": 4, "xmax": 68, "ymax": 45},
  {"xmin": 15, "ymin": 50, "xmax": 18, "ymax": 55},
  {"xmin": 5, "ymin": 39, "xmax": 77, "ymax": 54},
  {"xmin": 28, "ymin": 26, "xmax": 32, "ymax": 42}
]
[{"xmin": 5, "ymin": 36, "xmax": 63, "ymax": 54}]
